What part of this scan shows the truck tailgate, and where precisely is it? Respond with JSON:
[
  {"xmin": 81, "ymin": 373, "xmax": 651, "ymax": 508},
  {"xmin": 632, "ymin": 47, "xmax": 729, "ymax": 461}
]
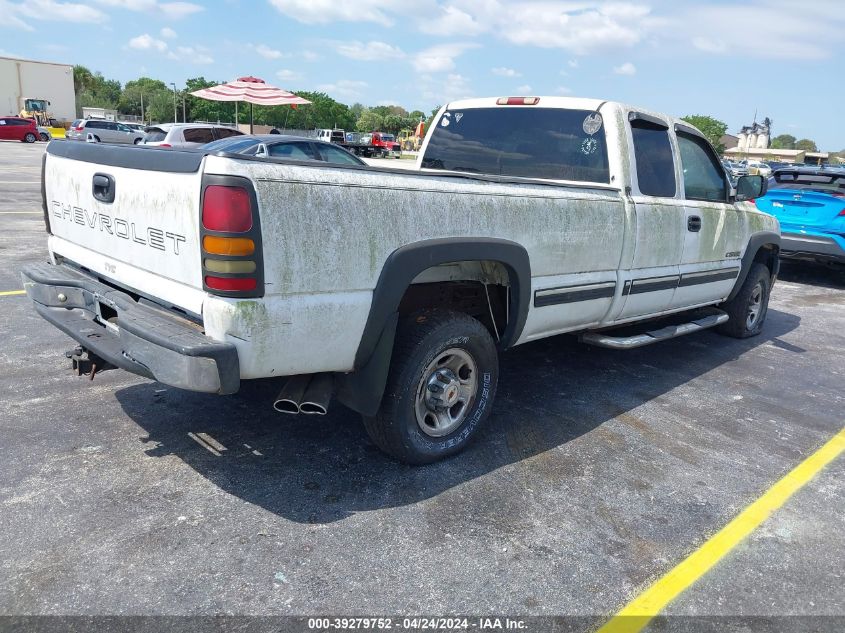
[{"xmin": 44, "ymin": 144, "xmax": 206, "ymax": 314}]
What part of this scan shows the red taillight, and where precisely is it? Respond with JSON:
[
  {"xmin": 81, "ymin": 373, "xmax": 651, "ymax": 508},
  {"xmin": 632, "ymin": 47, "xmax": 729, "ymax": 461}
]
[
  {"xmin": 202, "ymin": 185, "xmax": 252, "ymax": 232},
  {"xmin": 496, "ymin": 96, "xmax": 541, "ymax": 105},
  {"xmin": 204, "ymin": 276, "xmax": 257, "ymax": 291},
  {"xmin": 159, "ymin": 143, "xmax": 172, "ymax": 148},
  {"xmin": 74, "ymin": 125, "xmax": 84, "ymax": 131},
  {"xmin": 838, "ymin": 209, "xmax": 845, "ymax": 216}
]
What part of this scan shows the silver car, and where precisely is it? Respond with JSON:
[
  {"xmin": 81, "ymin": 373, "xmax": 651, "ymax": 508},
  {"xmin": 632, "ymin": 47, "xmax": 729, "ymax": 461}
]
[
  {"xmin": 66, "ymin": 119, "xmax": 145, "ymax": 144},
  {"xmin": 141, "ymin": 123, "xmax": 242, "ymax": 148}
]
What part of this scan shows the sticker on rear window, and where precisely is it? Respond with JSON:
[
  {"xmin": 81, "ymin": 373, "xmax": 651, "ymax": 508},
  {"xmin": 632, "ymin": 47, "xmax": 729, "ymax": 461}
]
[{"xmin": 582, "ymin": 113, "xmax": 603, "ymax": 135}]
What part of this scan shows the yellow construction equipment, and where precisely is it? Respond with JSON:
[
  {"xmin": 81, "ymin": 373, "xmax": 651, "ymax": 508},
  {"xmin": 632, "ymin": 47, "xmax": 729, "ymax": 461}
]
[{"xmin": 19, "ymin": 98, "xmax": 55, "ymax": 127}]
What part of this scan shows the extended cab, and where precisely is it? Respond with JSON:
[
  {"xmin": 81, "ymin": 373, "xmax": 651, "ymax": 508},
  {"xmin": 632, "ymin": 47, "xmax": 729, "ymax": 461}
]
[{"xmin": 23, "ymin": 96, "xmax": 779, "ymax": 463}]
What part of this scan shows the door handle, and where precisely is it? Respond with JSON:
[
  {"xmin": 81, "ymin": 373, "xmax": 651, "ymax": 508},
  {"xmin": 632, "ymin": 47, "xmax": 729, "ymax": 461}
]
[
  {"xmin": 92, "ymin": 173, "xmax": 115, "ymax": 203},
  {"xmin": 687, "ymin": 215, "xmax": 702, "ymax": 232}
]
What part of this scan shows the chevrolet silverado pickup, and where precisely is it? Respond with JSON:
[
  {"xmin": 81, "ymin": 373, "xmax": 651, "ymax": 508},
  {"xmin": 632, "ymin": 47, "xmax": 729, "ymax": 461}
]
[{"xmin": 23, "ymin": 96, "xmax": 780, "ymax": 464}]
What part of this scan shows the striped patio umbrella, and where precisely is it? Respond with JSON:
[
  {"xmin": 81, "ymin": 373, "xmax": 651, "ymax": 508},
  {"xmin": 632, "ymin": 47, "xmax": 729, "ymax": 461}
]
[{"xmin": 189, "ymin": 76, "xmax": 311, "ymax": 133}]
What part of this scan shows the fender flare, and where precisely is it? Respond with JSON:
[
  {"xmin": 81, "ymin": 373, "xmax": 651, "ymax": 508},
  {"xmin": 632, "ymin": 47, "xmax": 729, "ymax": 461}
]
[
  {"xmin": 335, "ymin": 237, "xmax": 531, "ymax": 416},
  {"xmin": 727, "ymin": 231, "xmax": 781, "ymax": 302}
]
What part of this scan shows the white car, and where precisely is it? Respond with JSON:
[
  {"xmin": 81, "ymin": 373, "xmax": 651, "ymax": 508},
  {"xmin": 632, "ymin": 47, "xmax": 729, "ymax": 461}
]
[
  {"xmin": 746, "ymin": 160, "xmax": 773, "ymax": 177},
  {"xmin": 142, "ymin": 123, "xmax": 243, "ymax": 148}
]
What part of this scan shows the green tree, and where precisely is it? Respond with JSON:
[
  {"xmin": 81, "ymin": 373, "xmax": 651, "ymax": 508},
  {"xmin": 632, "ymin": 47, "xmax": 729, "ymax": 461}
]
[
  {"xmin": 120, "ymin": 77, "xmax": 170, "ymax": 123},
  {"xmin": 795, "ymin": 138, "xmax": 818, "ymax": 152},
  {"xmin": 72, "ymin": 65, "xmax": 95, "ymax": 94},
  {"xmin": 356, "ymin": 108, "xmax": 384, "ymax": 132},
  {"xmin": 681, "ymin": 115, "xmax": 728, "ymax": 154},
  {"xmin": 770, "ymin": 134, "xmax": 796, "ymax": 150}
]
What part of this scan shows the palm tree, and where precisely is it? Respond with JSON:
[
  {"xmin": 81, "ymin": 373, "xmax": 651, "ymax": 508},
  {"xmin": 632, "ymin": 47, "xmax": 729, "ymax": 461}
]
[{"xmin": 73, "ymin": 65, "xmax": 94, "ymax": 94}]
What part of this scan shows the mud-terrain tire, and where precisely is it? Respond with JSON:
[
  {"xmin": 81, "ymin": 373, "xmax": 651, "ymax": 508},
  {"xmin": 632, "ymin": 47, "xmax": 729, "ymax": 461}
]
[
  {"xmin": 363, "ymin": 309, "xmax": 498, "ymax": 464},
  {"xmin": 717, "ymin": 263, "xmax": 771, "ymax": 338}
]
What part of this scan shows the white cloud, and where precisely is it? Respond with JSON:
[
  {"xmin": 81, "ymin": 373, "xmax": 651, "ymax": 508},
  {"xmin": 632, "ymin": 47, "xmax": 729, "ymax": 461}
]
[
  {"xmin": 94, "ymin": 0, "xmax": 156, "ymax": 9},
  {"xmin": 268, "ymin": 0, "xmax": 401, "ymax": 26},
  {"xmin": 613, "ymin": 61, "xmax": 636, "ymax": 75},
  {"xmin": 568, "ymin": 59, "xmax": 579, "ymax": 68},
  {"xmin": 175, "ymin": 45, "xmax": 213, "ymax": 64},
  {"xmin": 419, "ymin": 5, "xmax": 484, "ymax": 36},
  {"xmin": 276, "ymin": 69, "xmax": 302, "ymax": 81},
  {"xmin": 515, "ymin": 84, "xmax": 532, "ymax": 93},
  {"xmin": 675, "ymin": 2, "xmax": 845, "ymax": 60},
  {"xmin": 160, "ymin": 26, "xmax": 177, "ymax": 38},
  {"xmin": 254, "ymin": 44, "xmax": 286, "ymax": 59},
  {"xmin": 316, "ymin": 79, "xmax": 369, "ymax": 98},
  {"xmin": 129, "ymin": 33, "xmax": 168, "ymax": 52},
  {"xmin": 501, "ymin": 3, "xmax": 654, "ymax": 53},
  {"xmin": 420, "ymin": 73, "xmax": 472, "ymax": 103},
  {"xmin": 17, "ymin": 0, "xmax": 107, "ymax": 23},
  {"xmin": 158, "ymin": 1, "xmax": 202, "ymax": 19},
  {"xmin": 334, "ymin": 40, "xmax": 405, "ymax": 61},
  {"xmin": 93, "ymin": 0, "xmax": 201, "ymax": 18},
  {"xmin": 301, "ymin": 50, "xmax": 319, "ymax": 62},
  {"xmin": 491, "ymin": 67, "xmax": 520, "ymax": 77},
  {"xmin": 412, "ymin": 42, "xmax": 478, "ymax": 73}
]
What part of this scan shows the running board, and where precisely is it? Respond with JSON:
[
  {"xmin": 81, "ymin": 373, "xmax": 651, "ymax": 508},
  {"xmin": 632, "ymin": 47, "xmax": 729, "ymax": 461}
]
[{"xmin": 580, "ymin": 309, "xmax": 729, "ymax": 350}]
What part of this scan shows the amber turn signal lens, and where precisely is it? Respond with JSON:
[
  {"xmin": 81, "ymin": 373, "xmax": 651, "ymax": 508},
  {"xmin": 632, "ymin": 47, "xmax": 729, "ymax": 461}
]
[{"xmin": 203, "ymin": 235, "xmax": 255, "ymax": 256}]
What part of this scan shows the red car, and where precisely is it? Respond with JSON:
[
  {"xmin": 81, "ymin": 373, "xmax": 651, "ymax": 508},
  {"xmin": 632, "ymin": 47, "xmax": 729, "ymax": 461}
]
[{"xmin": 0, "ymin": 116, "xmax": 39, "ymax": 143}]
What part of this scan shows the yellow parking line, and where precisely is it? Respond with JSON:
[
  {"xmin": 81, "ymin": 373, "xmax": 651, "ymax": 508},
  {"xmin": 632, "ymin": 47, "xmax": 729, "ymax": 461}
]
[
  {"xmin": 597, "ymin": 426, "xmax": 845, "ymax": 633},
  {"xmin": 0, "ymin": 290, "xmax": 26, "ymax": 296}
]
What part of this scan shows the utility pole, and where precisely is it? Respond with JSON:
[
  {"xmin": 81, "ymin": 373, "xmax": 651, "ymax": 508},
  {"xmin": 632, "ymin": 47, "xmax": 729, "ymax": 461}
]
[
  {"xmin": 182, "ymin": 94, "xmax": 186, "ymax": 123},
  {"xmin": 140, "ymin": 91, "xmax": 144, "ymax": 124},
  {"xmin": 170, "ymin": 82, "xmax": 177, "ymax": 123}
]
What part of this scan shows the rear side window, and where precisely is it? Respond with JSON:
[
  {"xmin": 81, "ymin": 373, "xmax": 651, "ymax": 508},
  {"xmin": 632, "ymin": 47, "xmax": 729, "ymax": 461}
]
[
  {"xmin": 422, "ymin": 107, "xmax": 610, "ymax": 183},
  {"xmin": 86, "ymin": 121, "xmax": 102, "ymax": 129},
  {"xmin": 316, "ymin": 144, "xmax": 364, "ymax": 165},
  {"xmin": 203, "ymin": 137, "xmax": 259, "ymax": 153},
  {"xmin": 677, "ymin": 133, "xmax": 728, "ymax": 201},
  {"xmin": 267, "ymin": 142, "xmax": 317, "ymax": 160},
  {"xmin": 630, "ymin": 120, "xmax": 676, "ymax": 197},
  {"xmin": 144, "ymin": 127, "xmax": 167, "ymax": 142},
  {"xmin": 183, "ymin": 128, "xmax": 215, "ymax": 144},
  {"xmin": 214, "ymin": 127, "xmax": 242, "ymax": 139}
]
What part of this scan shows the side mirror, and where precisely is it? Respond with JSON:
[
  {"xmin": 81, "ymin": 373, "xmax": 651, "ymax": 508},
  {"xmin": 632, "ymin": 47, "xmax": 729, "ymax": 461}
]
[
  {"xmin": 255, "ymin": 143, "xmax": 268, "ymax": 157},
  {"xmin": 735, "ymin": 174, "xmax": 767, "ymax": 202}
]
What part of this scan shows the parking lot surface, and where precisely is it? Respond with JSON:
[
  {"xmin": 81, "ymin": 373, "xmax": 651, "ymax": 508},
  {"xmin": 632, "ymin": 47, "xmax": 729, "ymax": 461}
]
[{"xmin": 1, "ymin": 141, "xmax": 843, "ymax": 627}]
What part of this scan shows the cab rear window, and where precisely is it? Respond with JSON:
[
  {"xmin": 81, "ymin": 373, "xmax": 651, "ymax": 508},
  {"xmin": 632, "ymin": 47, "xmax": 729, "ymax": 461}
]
[{"xmin": 422, "ymin": 107, "xmax": 610, "ymax": 183}]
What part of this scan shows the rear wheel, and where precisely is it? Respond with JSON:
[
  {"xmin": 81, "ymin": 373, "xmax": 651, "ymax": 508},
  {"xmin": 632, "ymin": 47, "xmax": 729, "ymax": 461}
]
[
  {"xmin": 717, "ymin": 263, "xmax": 771, "ymax": 338},
  {"xmin": 23, "ymin": 133, "xmax": 36, "ymax": 143},
  {"xmin": 133, "ymin": 138, "xmax": 141, "ymax": 145},
  {"xmin": 363, "ymin": 309, "xmax": 498, "ymax": 464},
  {"xmin": 39, "ymin": 132, "xmax": 50, "ymax": 141}
]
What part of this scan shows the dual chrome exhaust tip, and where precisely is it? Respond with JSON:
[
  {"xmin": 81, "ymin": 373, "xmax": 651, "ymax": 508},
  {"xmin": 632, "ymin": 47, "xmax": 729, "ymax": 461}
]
[{"xmin": 273, "ymin": 373, "xmax": 333, "ymax": 415}]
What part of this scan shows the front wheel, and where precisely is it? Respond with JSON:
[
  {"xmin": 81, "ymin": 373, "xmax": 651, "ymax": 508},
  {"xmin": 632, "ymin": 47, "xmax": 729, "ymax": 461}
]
[
  {"xmin": 717, "ymin": 263, "xmax": 772, "ymax": 338},
  {"xmin": 363, "ymin": 309, "xmax": 498, "ymax": 464},
  {"xmin": 23, "ymin": 133, "xmax": 37, "ymax": 143}
]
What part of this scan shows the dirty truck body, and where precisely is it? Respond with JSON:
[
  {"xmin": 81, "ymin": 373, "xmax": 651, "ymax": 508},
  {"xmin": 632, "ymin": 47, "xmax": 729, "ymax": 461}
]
[{"xmin": 23, "ymin": 96, "xmax": 780, "ymax": 463}]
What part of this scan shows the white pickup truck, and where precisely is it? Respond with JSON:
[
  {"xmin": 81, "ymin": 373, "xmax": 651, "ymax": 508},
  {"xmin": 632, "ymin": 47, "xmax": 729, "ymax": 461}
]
[{"xmin": 23, "ymin": 96, "xmax": 780, "ymax": 463}]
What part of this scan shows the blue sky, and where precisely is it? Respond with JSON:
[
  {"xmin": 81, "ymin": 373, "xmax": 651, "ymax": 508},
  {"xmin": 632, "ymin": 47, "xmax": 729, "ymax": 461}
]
[{"xmin": 2, "ymin": 0, "xmax": 843, "ymax": 150}]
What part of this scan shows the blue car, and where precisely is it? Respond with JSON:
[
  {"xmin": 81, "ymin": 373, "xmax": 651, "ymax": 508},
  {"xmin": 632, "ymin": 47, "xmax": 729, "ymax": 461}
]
[{"xmin": 755, "ymin": 168, "xmax": 845, "ymax": 265}]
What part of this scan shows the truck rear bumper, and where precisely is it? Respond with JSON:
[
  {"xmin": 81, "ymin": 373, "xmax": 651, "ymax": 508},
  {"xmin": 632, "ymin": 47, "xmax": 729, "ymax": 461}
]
[{"xmin": 21, "ymin": 262, "xmax": 240, "ymax": 394}]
